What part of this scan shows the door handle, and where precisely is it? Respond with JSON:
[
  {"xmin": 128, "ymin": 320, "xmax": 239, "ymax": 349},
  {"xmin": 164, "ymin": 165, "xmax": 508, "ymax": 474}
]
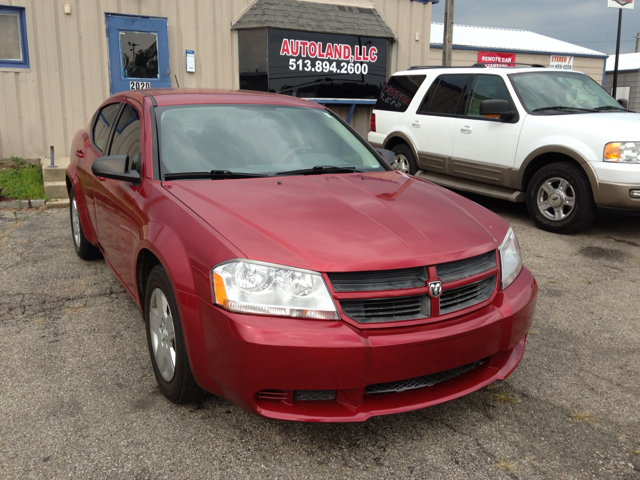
[
  {"xmin": 412, "ymin": 120, "xmax": 421, "ymax": 128},
  {"xmin": 75, "ymin": 149, "xmax": 85, "ymax": 158},
  {"xmin": 460, "ymin": 125, "xmax": 473, "ymax": 134}
]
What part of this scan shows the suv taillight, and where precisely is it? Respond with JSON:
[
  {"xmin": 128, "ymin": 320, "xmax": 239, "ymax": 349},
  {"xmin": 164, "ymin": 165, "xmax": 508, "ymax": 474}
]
[{"xmin": 370, "ymin": 112, "xmax": 376, "ymax": 132}]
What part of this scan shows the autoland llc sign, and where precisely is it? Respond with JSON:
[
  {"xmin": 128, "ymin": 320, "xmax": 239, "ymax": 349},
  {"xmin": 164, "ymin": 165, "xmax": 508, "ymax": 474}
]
[{"xmin": 266, "ymin": 30, "xmax": 388, "ymax": 99}]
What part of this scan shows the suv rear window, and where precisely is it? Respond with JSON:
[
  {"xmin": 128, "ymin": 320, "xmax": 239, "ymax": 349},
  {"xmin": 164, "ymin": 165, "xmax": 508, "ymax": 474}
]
[{"xmin": 374, "ymin": 75, "xmax": 426, "ymax": 113}]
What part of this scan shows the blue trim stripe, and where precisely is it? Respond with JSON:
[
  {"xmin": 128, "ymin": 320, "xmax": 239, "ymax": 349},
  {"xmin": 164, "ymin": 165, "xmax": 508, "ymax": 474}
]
[{"xmin": 430, "ymin": 44, "xmax": 607, "ymax": 59}]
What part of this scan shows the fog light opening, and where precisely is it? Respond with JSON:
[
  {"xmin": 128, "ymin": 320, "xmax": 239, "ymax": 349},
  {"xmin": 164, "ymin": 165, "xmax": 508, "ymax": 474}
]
[{"xmin": 630, "ymin": 189, "xmax": 640, "ymax": 199}]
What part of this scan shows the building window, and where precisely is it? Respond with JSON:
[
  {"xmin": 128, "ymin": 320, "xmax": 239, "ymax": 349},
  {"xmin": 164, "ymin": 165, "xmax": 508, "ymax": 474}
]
[{"xmin": 0, "ymin": 5, "xmax": 29, "ymax": 69}]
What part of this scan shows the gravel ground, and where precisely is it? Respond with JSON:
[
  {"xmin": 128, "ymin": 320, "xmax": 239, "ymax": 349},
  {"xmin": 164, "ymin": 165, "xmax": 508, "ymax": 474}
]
[{"xmin": 0, "ymin": 202, "xmax": 639, "ymax": 480}]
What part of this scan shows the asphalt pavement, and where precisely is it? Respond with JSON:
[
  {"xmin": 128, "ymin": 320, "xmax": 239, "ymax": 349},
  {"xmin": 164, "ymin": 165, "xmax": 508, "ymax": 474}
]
[{"xmin": 0, "ymin": 201, "xmax": 639, "ymax": 479}]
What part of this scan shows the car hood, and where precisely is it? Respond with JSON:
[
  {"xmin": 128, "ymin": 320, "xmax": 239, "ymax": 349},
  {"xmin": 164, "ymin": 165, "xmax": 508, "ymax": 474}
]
[
  {"xmin": 525, "ymin": 111, "xmax": 640, "ymax": 139},
  {"xmin": 165, "ymin": 172, "xmax": 508, "ymax": 272}
]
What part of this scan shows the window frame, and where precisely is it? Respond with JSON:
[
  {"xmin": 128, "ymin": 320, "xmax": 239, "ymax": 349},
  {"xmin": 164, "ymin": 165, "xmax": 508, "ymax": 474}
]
[
  {"xmin": 91, "ymin": 103, "xmax": 123, "ymax": 154},
  {"xmin": 0, "ymin": 5, "xmax": 30, "ymax": 69},
  {"xmin": 108, "ymin": 102, "xmax": 142, "ymax": 173},
  {"xmin": 464, "ymin": 74, "xmax": 519, "ymax": 123}
]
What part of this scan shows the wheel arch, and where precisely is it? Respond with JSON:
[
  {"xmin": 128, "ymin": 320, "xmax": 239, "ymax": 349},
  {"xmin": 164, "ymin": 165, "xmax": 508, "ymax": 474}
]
[
  {"xmin": 519, "ymin": 146, "xmax": 599, "ymax": 196},
  {"xmin": 383, "ymin": 132, "xmax": 420, "ymax": 163}
]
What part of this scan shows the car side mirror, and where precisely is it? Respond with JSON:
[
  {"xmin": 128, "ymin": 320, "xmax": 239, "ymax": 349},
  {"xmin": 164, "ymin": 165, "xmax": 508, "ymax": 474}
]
[
  {"xmin": 92, "ymin": 155, "xmax": 141, "ymax": 184},
  {"xmin": 479, "ymin": 99, "xmax": 517, "ymax": 121},
  {"xmin": 376, "ymin": 148, "xmax": 397, "ymax": 168},
  {"xmin": 617, "ymin": 98, "xmax": 629, "ymax": 109}
]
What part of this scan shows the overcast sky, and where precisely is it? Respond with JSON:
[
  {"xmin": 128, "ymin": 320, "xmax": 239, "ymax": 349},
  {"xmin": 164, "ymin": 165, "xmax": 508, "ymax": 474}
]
[{"xmin": 431, "ymin": 0, "xmax": 640, "ymax": 55}]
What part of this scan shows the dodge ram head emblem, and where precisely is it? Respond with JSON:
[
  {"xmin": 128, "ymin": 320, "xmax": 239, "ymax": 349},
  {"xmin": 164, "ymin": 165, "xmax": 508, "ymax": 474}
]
[{"xmin": 428, "ymin": 281, "xmax": 442, "ymax": 298}]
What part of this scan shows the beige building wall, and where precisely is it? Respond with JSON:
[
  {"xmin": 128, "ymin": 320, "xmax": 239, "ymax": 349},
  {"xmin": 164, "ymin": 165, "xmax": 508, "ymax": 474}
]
[
  {"xmin": 427, "ymin": 48, "xmax": 606, "ymax": 83},
  {"xmin": 0, "ymin": 0, "xmax": 434, "ymax": 159}
]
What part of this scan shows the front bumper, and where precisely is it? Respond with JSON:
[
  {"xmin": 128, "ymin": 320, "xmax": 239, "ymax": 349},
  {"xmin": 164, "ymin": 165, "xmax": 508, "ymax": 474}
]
[
  {"xmin": 179, "ymin": 268, "xmax": 537, "ymax": 422},
  {"xmin": 591, "ymin": 162, "xmax": 640, "ymax": 209}
]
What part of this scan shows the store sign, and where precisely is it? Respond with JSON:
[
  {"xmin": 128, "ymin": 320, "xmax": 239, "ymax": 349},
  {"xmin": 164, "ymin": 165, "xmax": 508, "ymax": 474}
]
[
  {"xmin": 267, "ymin": 29, "xmax": 388, "ymax": 99},
  {"xmin": 477, "ymin": 51, "xmax": 516, "ymax": 67},
  {"xmin": 550, "ymin": 55, "xmax": 574, "ymax": 70},
  {"xmin": 608, "ymin": 0, "xmax": 634, "ymax": 9}
]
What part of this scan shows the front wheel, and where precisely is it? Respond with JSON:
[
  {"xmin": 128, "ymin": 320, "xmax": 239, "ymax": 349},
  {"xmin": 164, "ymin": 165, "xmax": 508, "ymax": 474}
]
[
  {"xmin": 145, "ymin": 265, "xmax": 202, "ymax": 404},
  {"xmin": 526, "ymin": 162, "xmax": 596, "ymax": 234},
  {"xmin": 391, "ymin": 143, "xmax": 418, "ymax": 175}
]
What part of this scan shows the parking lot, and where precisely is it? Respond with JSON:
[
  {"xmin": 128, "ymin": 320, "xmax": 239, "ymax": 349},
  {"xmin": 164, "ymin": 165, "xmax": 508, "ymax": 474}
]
[{"xmin": 0, "ymin": 200, "xmax": 639, "ymax": 479}]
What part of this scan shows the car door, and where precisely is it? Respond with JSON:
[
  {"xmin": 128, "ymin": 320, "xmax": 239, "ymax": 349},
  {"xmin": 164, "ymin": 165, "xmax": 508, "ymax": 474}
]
[
  {"xmin": 94, "ymin": 100, "xmax": 142, "ymax": 293},
  {"xmin": 78, "ymin": 103, "xmax": 122, "ymax": 233},
  {"xmin": 412, "ymin": 74, "xmax": 470, "ymax": 172},
  {"xmin": 451, "ymin": 74, "xmax": 524, "ymax": 185}
]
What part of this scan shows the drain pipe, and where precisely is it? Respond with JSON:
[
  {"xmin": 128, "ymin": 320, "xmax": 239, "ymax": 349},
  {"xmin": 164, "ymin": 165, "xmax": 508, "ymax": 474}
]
[{"xmin": 49, "ymin": 145, "xmax": 57, "ymax": 168}]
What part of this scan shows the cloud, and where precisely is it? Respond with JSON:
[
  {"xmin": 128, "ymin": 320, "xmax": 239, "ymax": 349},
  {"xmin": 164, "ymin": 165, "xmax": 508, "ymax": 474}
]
[{"xmin": 431, "ymin": 0, "xmax": 639, "ymax": 54}]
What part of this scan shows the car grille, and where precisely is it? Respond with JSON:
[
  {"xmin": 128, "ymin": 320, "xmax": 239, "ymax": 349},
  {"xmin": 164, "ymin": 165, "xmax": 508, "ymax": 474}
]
[
  {"xmin": 340, "ymin": 295, "xmax": 430, "ymax": 323},
  {"xmin": 436, "ymin": 251, "xmax": 496, "ymax": 283},
  {"xmin": 327, "ymin": 266, "xmax": 428, "ymax": 292},
  {"xmin": 440, "ymin": 275, "xmax": 496, "ymax": 314},
  {"xmin": 365, "ymin": 359, "xmax": 485, "ymax": 395},
  {"xmin": 330, "ymin": 251, "xmax": 497, "ymax": 324}
]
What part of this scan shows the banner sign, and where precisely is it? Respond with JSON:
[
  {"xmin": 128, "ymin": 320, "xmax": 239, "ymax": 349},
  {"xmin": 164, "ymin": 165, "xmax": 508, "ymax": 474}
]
[
  {"xmin": 267, "ymin": 29, "xmax": 388, "ymax": 99},
  {"xmin": 550, "ymin": 55, "xmax": 574, "ymax": 70},
  {"xmin": 477, "ymin": 51, "xmax": 516, "ymax": 67},
  {"xmin": 608, "ymin": 0, "xmax": 634, "ymax": 8}
]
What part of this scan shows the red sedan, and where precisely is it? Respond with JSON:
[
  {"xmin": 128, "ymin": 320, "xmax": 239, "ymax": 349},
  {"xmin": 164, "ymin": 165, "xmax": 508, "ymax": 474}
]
[{"xmin": 67, "ymin": 89, "xmax": 537, "ymax": 422}]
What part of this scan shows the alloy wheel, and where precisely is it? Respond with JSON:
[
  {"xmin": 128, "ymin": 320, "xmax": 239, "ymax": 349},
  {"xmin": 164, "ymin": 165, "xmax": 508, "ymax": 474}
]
[{"xmin": 149, "ymin": 287, "xmax": 177, "ymax": 382}]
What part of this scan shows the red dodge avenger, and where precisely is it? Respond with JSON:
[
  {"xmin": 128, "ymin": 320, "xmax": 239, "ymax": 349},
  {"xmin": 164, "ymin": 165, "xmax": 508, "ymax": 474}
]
[{"xmin": 67, "ymin": 89, "xmax": 537, "ymax": 422}]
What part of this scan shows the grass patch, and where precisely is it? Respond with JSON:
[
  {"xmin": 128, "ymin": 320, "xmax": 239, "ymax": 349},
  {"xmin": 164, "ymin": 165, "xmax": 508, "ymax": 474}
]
[
  {"xmin": 570, "ymin": 411, "xmax": 593, "ymax": 422},
  {"xmin": 0, "ymin": 163, "xmax": 47, "ymax": 200},
  {"xmin": 496, "ymin": 459, "xmax": 517, "ymax": 471},
  {"xmin": 494, "ymin": 393, "xmax": 518, "ymax": 403}
]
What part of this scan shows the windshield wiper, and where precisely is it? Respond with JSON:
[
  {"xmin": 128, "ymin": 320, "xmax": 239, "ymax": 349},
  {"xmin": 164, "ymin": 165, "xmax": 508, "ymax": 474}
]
[
  {"xmin": 532, "ymin": 106, "xmax": 596, "ymax": 113},
  {"xmin": 593, "ymin": 105, "xmax": 625, "ymax": 111},
  {"xmin": 275, "ymin": 165, "xmax": 361, "ymax": 176},
  {"xmin": 163, "ymin": 170, "xmax": 265, "ymax": 180}
]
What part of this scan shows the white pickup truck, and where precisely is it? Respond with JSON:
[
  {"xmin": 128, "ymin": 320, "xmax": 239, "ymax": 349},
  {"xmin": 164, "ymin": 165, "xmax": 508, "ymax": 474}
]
[{"xmin": 368, "ymin": 66, "xmax": 640, "ymax": 233}]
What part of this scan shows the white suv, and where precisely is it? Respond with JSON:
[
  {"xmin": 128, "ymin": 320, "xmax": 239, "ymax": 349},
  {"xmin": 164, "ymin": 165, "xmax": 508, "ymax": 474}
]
[{"xmin": 368, "ymin": 66, "xmax": 640, "ymax": 233}]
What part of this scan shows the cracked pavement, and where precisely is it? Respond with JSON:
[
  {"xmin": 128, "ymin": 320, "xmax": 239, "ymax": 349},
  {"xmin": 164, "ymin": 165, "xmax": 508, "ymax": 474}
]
[{"xmin": 0, "ymin": 203, "xmax": 639, "ymax": 479}]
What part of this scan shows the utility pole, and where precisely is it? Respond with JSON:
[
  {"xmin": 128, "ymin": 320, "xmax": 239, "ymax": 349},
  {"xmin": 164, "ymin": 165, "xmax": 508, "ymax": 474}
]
[
  {"xmin": 442, "ymin": 0, "xmax": 454, "ymax": 66},
  {"xmin": 635, "ymin": 32, "xmax": 639, "ymax": 53},
  {"xmin": 612, "ymin": 8, "xmax": 623, "ymax": 100}
]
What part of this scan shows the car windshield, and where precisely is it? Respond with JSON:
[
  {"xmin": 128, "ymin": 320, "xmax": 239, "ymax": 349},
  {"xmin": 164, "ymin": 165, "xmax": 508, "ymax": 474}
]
[
  {"xmin": 157, "ymin": 104, "xmax": 385, "ymax": 178},
  {"xmin": 509, "ymin": 71, "xmax": 625, "ymax": 114}
]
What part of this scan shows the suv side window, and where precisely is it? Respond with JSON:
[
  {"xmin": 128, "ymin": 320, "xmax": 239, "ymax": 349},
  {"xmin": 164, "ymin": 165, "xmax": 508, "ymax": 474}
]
[
  {"xmin": 374, "ymin": 75, "xmax": 426, "ymax": 113},
  {"xmin": 418, "ymin": 74, "xmax": 469, "ymax": 115},
  {"xmin": 109, "ymin": 103, "xmax": 141, "ymax": 170},
  {"xmin": 92, "ymin": 103, "xmax": 121, "ymax": 153},
  {"xmin": 467, "ymin": 75, "xmax": 512, "ymax": 117}
]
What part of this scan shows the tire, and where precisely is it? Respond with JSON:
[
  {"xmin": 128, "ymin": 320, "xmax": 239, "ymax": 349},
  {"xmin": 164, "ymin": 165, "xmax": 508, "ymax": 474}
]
[
  {"xmin": 526, "ymin": 162, "xmax": 596, "ymax": 234},
  {"xmin": 144, "ymin": 265, "xmax": 202, "ymax": 404},
  {"xmin": 391, "ymin": 143, "xmax": 418, "ymax": 175},
  {"xmin": 69, "ymin": 187, "xmax": 101, "ymax": 260}
]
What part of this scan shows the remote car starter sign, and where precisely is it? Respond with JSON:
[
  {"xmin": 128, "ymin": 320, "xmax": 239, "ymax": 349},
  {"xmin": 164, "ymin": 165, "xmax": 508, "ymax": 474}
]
[{"xmin": 267, "ymin": 29, "xmax": 388, "ymax": 99}]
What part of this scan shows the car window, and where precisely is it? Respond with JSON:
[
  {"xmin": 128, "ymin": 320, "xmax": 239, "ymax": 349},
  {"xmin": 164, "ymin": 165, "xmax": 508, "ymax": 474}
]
[
  {"xmin": 92, "ymin": 103, "xmax": 121, "ymax": 153},
  {"xmin": 109, "ymin": 104, "xmax": 141, "ymax": 170},
  {"xmin": 418, "ymin": 74, "xmax": 469, "ymax": 115},
  {"xmin": 157, "ymin": 105, "xmax": 386, "ymax": 177},
  {"xmin": 466, "ymin": 75, "xmax": 512, "ymax": 117},
  {"xmin": 374, "ymin": 75, "xmax": 426, "ymax": 113},
  {"xmin": 509, "ymin": 71, "xmax": 625, "ymax": 113}
]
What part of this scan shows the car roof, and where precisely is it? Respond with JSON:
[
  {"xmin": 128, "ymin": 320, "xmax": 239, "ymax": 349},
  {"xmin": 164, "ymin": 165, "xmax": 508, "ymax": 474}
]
[
  {"xmin": 392, "ymin": 66, "xmax": 554, "ymax": 76},
  {"xmin": 106, "ymin": 88, "xmax": 327, "ymax": 109}
]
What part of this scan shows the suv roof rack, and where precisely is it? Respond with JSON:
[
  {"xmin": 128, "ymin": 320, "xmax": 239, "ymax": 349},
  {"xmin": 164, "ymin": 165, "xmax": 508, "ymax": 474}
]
[{"xmin": 408, "ymin": 65, "xmax": 487, "ymax": 70}]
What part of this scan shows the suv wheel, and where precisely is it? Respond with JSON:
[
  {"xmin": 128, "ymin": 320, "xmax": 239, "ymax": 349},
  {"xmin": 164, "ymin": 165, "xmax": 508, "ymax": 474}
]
[
  {"xmin": 526, "ymin": 162, "xmax": 596, "ymax": 234},
  {"xmin": 391, "ymin": 144, "xmax": 418, "ymax": 175}
]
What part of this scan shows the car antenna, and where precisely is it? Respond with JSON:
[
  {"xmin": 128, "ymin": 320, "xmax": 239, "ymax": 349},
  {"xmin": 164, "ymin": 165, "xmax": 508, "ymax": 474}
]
[{"xmin": 174, "ymin": 74, "xmax": 180, "ymax": 88}]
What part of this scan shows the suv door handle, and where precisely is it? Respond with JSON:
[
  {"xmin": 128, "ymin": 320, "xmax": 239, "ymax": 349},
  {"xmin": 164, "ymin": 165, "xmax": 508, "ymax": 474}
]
[
  {"xmin": 460, "ymin": 125, "xmax": 473, "ymax": 134},
  {"xmin": 412, "ymin": 120, "xmax": 421, "ymax": 128}
]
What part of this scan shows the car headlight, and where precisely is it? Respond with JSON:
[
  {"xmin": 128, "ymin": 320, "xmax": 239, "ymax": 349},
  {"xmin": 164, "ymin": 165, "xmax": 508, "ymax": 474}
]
[
  {"xmin": 212, "ymin": 260, "xmax": 339, "ymax": 320},
  {"xmin": 604, "ymin": 142, "xmax": 640, "ymax": 163},
  {"xmin": 499, "ymin": 227, "xmax": 523, "ymax": 290}
]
